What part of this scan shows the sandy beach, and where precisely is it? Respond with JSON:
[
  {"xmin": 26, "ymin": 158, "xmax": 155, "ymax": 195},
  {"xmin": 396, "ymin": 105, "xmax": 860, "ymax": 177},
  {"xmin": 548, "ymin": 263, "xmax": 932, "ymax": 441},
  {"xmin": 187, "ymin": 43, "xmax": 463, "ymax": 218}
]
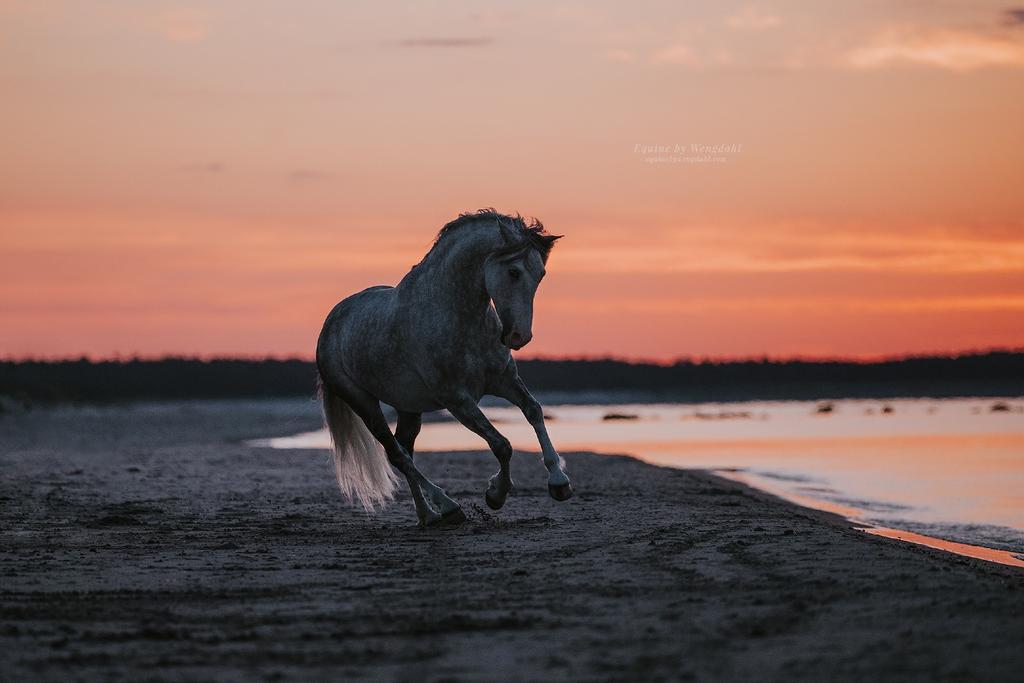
[{"xmin": 2, "ymin": 399, "xmax": 1022, "ymax": 682}]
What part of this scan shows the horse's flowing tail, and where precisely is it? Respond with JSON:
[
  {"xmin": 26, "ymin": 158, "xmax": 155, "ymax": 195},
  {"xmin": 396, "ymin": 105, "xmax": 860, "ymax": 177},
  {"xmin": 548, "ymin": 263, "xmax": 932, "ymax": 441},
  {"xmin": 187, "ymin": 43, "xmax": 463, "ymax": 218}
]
[{"xmin": 317, "ymin": 376, "xmax": 398, "ymax": 511}]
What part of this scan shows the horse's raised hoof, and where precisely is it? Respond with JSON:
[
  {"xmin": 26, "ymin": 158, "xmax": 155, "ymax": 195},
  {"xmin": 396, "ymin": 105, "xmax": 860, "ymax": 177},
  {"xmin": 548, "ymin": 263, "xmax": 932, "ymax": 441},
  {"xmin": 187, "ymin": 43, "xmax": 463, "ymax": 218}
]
[
  {"xmin": 548, "ymin": 482, "xmax": 574, "ymax": 502},
  {"xmin": 485, "ymin": 488, "xmax": 507, "ymax": 511}
]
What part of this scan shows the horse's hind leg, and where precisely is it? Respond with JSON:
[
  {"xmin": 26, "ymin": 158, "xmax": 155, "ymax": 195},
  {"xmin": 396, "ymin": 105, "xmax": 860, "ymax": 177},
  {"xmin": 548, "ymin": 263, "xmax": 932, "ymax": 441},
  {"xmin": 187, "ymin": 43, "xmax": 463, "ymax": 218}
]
[
  {"xmin": 395, "ymin": 411, "xmax": 422, "ymax": 460},
  {"xmin": 392, "ymin": 411, "xmax": 463, "ymax": 523},
  {"xmin": 333, "ymin": 379, "xmax": 463, "ymax": 527},
  {"xmin": 394, "ymin": 412, "xmax": 429, "ymax": 518}
]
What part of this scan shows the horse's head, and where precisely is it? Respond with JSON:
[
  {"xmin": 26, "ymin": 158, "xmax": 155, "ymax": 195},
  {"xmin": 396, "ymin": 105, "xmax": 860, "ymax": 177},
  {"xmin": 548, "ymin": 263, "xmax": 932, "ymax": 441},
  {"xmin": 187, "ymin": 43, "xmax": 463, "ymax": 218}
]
[{"xmin": 484, "ymin": 220, "xmax": 560, "ymax": 350}]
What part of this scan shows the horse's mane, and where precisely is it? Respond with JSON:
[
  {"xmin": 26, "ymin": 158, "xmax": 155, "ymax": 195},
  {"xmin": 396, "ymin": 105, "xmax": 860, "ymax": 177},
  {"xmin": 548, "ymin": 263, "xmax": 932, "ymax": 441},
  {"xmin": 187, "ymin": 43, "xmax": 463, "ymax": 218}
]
[{"xmin": 431, "ymin": 208, "xmax": 559, "ymax": 263}]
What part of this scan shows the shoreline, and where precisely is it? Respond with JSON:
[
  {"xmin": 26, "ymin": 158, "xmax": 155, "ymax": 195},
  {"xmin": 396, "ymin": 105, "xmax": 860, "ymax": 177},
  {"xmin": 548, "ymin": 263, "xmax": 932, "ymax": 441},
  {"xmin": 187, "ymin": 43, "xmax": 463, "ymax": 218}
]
[
  {"xmin": 255, "ymin": 396, "xmax": 1024, "ymax": 570},
  {"xmin": 2, "ymin": 399, "xmax": 1023, "ymax": 681},
  {"xmin": 258, "ymin": 430, "xmax": 1024, "ymax": 570},
  {"xmin": 715, "ymin": 469, "xmax": 1024, "ymax": 569}
]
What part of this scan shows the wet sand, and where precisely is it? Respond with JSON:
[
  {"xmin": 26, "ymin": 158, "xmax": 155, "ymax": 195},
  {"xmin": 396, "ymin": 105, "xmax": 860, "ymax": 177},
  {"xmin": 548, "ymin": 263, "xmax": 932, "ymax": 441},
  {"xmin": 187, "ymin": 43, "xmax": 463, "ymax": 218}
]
[{"xmin": 2, "ymin": 399, "xmax": 1022, "ymax": 681}]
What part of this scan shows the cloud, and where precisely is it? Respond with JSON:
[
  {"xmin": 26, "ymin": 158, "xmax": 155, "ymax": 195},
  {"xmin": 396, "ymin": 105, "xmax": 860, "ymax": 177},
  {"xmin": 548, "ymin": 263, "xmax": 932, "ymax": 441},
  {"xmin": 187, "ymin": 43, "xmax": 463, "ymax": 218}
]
[
  {"xmin": 725, "ymin": 7, "xmax": 781, "ymax": 31},
  {"xmin": 398, "ymin": 37, "xmax": 493, "ymax": 48},
  {"xmin": 555, "ymin": 224, "xmax": 1024, "ymax": 276},
  {"xmin": 287, "ymin": 169, "xmax": 333, "ymax": 184},
  {"xmin": 647, "ymin": 44, "xmax": 735, "ymax": 69},
  {"xmin": 181, "ymin": 162, "xmax": 224, "ymax": 173},
  {"xmin": 1004, "ymin": 9, "xmax": 1024, "ymax": 26},
  {"xmin": 606, "ymin": 49, "xmax": 636, "ymax": 63},
  {"xmin": 155, "ymin": 7, "xmax": 208, "ymax": 43},
  {"xmin": 650, "ymin": 44, "xmax": 700, "ymax": 66},
  {"xmin": 846, "ymin": 27, "xmax": 1024, "ymax": 71}
]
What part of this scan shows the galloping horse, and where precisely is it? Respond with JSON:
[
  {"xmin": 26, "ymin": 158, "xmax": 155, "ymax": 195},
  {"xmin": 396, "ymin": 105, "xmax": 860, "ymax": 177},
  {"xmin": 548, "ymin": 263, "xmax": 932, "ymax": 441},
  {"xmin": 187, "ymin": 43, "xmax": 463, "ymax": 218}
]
[{"xmin": 316, "ymin": 209, "xmax": 572, "ymax": 526}]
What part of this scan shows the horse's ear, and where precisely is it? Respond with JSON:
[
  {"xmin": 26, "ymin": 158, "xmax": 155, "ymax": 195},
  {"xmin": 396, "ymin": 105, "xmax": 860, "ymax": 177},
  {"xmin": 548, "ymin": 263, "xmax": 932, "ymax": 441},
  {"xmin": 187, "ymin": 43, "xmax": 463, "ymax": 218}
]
[{"xmin": 543, "ymin": 234, "xmax": 563, "ymax": 247}]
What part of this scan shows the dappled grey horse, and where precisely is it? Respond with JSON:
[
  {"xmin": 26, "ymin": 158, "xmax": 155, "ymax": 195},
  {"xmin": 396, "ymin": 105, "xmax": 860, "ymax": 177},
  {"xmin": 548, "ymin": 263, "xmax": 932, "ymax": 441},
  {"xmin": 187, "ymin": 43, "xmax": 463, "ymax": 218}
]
[{"xmin": 316, "ymin": 209, "xmax": 572, "ymax": 526}]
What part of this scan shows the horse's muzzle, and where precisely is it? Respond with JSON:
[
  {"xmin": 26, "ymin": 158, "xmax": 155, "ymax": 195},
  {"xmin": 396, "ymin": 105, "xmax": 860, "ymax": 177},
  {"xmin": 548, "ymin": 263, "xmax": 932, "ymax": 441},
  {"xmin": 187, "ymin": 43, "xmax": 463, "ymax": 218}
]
[{"xmin": 502, "ymin": 330, "xmax": 531, "ymax": 350}]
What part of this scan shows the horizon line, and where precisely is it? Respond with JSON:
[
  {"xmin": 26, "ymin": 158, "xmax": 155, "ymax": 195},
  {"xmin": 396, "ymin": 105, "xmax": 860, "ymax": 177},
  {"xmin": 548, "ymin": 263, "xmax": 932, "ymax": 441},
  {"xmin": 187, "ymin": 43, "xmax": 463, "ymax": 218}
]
[{"xmin": 4, "ymin": 346, "xmax": 1023, "ymax": 367}]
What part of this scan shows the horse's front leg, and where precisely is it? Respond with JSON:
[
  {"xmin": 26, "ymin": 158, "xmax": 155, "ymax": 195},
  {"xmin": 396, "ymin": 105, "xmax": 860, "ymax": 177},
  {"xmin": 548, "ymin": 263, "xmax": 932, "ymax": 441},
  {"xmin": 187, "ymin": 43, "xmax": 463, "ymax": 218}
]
[
  {"xmin": 491, "ymin": 376, "xmax": 572, "ymax": 502},
  {"xmin": 444, "ymin": 395, "xmax": 515, "ymax": 510}
]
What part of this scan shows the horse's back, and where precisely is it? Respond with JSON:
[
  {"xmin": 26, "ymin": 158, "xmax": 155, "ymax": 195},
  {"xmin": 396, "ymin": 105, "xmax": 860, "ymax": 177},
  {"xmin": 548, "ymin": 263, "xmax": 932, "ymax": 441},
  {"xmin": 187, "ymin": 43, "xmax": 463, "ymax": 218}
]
[
  {"xmin": 321, "ymin": 284, "xmax": 392, "ymax": 331},
  {"xmin": 317, "ymin": 285, "xmax": 395, "ymax": 378},
  {"xmin": 318, "ymin": 282, "xmax": 515, "ymax": 411},
  {"xmin": 318, "ymin": 286, "xmax": 446, "ymax": 411}
]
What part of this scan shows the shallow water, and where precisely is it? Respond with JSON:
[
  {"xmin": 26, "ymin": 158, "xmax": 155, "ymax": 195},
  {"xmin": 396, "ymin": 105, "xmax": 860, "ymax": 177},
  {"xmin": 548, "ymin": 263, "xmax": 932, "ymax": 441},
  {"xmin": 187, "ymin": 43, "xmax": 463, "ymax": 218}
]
[{"xmin": 258, "ymin": 397, "xmax": 1024, "ymax": 566}]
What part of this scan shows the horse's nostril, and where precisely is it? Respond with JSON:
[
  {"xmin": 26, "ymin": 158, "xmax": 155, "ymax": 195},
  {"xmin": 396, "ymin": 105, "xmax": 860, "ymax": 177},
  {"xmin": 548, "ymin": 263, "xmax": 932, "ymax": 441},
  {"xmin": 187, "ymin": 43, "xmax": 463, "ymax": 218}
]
[{"xmin": 509, "ymin": 333, "xmax": 523, "ymax": 347}]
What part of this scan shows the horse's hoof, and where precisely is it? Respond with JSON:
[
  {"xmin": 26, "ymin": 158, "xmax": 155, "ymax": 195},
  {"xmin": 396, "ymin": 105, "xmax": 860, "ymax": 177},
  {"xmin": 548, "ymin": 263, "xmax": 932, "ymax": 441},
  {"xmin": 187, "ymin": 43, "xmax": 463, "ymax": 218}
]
[
  {"xmin": 548, "ymin": 482, "xmax": 574, "ymax": 502},
  {"xmin": 418, "ymin": 513, "xmax": 441, "ymax": 529},
  {"xmin": 439, "ymin": 507, "xmax": 467, "ymax": 526},
  {"xmin": 485, "ymin": 488, "xmax": 507, "ymax": 511}
]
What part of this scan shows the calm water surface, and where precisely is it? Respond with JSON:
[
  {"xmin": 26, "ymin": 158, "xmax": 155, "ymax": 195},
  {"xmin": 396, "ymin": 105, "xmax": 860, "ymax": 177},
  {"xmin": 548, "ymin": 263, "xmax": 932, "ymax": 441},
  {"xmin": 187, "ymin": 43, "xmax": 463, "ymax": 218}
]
[{"xmin": 260, "ymin": 397, "xmax": 1024, "ymax": 566}]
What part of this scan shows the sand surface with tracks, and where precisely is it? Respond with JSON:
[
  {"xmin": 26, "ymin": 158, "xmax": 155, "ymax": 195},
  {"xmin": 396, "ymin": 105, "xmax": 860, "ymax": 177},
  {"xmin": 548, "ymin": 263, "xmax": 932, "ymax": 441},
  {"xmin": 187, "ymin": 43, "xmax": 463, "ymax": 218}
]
[{"xmin": 2, "ymin": 399, "xmax": 1022, "ymax": 681}]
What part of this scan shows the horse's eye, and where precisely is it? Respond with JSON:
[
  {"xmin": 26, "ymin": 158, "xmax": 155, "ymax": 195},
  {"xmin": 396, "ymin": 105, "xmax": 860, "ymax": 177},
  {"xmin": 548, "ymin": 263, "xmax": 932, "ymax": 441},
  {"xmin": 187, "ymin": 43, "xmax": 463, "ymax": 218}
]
[{"xmin": 508, "ymin": 268, "xmax": 521, "ymax": 281}]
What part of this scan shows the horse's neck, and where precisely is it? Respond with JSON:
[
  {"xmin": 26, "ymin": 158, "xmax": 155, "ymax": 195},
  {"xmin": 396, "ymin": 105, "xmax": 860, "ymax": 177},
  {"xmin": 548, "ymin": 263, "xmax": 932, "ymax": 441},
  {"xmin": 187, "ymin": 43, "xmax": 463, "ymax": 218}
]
[{"xmin": 400, "ymin": 225, "xmax": 496, "ymax": 320}]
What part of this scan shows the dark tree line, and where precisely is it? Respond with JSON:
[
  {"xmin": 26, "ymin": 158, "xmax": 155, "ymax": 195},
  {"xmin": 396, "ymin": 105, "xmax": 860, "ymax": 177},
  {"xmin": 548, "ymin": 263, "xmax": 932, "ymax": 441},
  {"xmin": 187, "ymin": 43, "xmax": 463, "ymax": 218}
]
[
  {"xmin": 515, "ymin": 352, "xmax": 1024, "ymax": 402},
  {"xmin": 1, "ymin": 351, "xmax": 1022, "ymax": 405}
]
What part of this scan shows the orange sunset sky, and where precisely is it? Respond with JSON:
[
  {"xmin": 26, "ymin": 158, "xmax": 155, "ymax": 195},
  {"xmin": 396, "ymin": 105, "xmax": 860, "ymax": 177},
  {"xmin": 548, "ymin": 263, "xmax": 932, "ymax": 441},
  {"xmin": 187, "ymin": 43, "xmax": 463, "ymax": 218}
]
[{"xmin": 2, "ymin": 1, "xmax": 1023, "ymax": 360}]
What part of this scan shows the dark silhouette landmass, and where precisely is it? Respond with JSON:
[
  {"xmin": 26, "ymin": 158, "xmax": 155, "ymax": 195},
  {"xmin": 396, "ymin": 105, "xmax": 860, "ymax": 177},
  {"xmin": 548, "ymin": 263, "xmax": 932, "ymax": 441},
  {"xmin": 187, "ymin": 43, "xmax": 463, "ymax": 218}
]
[{"xmin": 1, "ymin": 351, "xmax": 1022, "ymax": 404}]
